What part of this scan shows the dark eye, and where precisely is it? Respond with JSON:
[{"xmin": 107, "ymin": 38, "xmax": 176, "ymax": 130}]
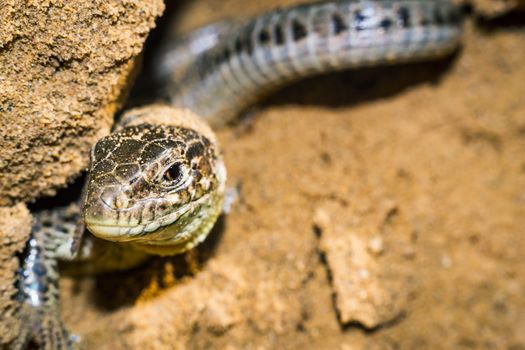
[{"xmin": 163, "ymin": 163, "xmax": 183, "ymax": 182}]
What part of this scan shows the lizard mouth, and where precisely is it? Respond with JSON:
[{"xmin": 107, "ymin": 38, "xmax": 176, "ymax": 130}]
[
  {"xmin": 85, "ymin": 191, "xmax": 223, "ymax": 255},
  {"xmin": 85, "ymin": 203, "xmax": 193, "ymax": 242}
]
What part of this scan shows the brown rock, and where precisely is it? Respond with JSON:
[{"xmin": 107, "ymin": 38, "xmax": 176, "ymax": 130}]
[
  {"xmin": 0, "ymin": 204, "xmax": 32, "ymax": 346},
  {"xmin": 313, "ymin": 199, "xmax": 408, "ymax": 329},
  {"xmin": 0, "ymin": 0, "xmax": 164, "ymax": 206}
]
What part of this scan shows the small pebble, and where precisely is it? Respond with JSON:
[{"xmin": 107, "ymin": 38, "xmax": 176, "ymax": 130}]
[
  {"xmin": 367, "ymin": 236, "xmax": 384, "ymax": 255},
  {"xmin": 441, "ymin": 254, "xmax": 452, "ymax": 269}
]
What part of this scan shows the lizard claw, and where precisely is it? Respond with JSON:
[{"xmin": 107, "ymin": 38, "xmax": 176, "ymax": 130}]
[{"xmin": 12, "ymin": 303, "xmax": 78, "ymax": 350}]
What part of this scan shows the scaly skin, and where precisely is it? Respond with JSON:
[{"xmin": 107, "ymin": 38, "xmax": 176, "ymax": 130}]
[
  {"xmin": 166, "ymin": 0, "xmax": 463, "ymax": 126},
  {"xmin": 15, "ymin": 1, "xmax": 463, "ymax": 348}
]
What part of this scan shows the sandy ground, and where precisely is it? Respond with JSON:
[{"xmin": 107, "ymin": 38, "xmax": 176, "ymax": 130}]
[{"xmin": 1, "ymin": 0, "xmax": 524, "ymax": 349}]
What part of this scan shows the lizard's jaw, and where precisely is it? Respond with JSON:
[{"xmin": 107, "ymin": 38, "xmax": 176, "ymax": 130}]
[{"xmin": 85, "ymin": 188, "xmax": 225, "ymax": 255}]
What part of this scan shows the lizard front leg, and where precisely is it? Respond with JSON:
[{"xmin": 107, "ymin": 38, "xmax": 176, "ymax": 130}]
[{"xmin": 14, "ymin": 206, "xmax": 80, "ymax": 350}]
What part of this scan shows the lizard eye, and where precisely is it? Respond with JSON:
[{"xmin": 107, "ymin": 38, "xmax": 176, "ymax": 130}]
[{"xmin": 163, "ymin": 163, "xmax": 183, "ymax": 183}]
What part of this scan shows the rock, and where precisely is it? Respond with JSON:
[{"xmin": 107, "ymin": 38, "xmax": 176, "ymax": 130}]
[
  {"xmin": 313, "ymin": 200, "xmax": 407, "ymax": 329},
  {"xmin": 0, "ymin": 0, "xmax": 164, "ymax": 206},
  {"xmin": 0, "ymin": 204, "xmax": 32, "ymax": 346}
]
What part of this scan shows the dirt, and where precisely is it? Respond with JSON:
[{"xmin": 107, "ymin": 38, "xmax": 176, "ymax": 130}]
[
  {"xmin": 1, "ymin": 0, "xmax": 525, "ymax": 349},
  {"xmin": 464, "ymin": 0, "xmax": 525, "ymax": 16}
]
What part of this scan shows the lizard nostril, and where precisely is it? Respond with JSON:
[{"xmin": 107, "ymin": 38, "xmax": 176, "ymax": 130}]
[
  {"xmin": 99, "ymin": 187, "xmax": 133, "ymax": 211},
  {"xmin": 115, "ymin": 196, "xmax": 123, "ymax": 209},
  {"xmin": 100, "ymin": 189, "xmax": 115, "ymax": 209}
]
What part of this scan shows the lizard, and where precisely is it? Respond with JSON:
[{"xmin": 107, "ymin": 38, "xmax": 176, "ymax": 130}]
[{"xmin": 13, "ymin": 1, "xmax": 464, "ymax": 348}]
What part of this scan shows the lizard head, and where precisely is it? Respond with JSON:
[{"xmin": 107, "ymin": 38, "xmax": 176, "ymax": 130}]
[{"xmin": 83, "ymin": 110, "xmax": 226, "ymax": 255}]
